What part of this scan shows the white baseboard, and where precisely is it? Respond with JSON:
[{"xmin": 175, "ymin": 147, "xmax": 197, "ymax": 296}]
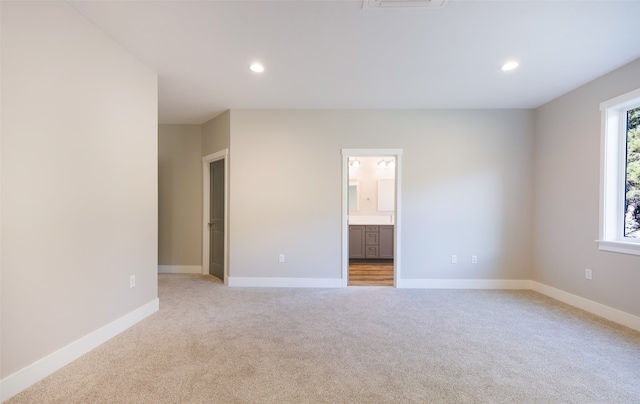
[
  {"xmin": 396, "ymin": 279, "xmax": 639, "ymax": 332},
  {"xmin": 227, "ymin": 277, "xmax": 343, "ymax": 288},
  {"xmin": 397, "ymin": 279, "xmax": 532, "ymax": 289},
  {"xmin": 0, "ymin": 298, "xmax": 159, "ymax": 402},
  {"xmin": 158, "ymin": 265, "xmax": 202, "ymax": 274},
  {"xmin": 530, "ymin": 281, "xmax": 640, "ymax": 332}
]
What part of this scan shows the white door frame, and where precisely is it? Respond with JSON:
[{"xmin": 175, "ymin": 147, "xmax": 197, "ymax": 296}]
[
  {"xmin": 202, "ymin": 149, "xmax": 229, "ymax": 284},
  {"xmin": 341, "ymin": 148, "xmax": 402, "ymax": 287}
]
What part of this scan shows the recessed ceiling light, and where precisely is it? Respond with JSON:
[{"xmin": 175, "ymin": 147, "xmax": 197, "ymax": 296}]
[
  {"xmin": 501, "ymin": 61, "xmax": 519, "ymax": 71},
  {"xmin": 250, "ymin": 63, "xmax": 264, "ymax": 73}
]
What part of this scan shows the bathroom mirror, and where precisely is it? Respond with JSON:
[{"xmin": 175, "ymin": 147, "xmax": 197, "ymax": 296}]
[{"xmin": 349, "ymin": 179, "xmax": 359, "ymax": 211}]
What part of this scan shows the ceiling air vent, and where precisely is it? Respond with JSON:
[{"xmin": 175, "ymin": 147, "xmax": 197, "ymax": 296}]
[{"xmin": 364, "ymin": 0, "xmax": 449, "ymax": 9}]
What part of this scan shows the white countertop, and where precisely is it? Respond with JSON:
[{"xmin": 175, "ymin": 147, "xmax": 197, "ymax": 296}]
[{"xmin": 348, "ymin": 215, "xmax": 394, "ymax": 225}]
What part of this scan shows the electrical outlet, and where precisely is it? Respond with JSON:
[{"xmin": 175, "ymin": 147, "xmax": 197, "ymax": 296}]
[
  {"xmin": 585, "ymin": 268, "xmax": 592, "ymax": 280},
  {"xmin": 472, "ymin": 255, "xmax": 478, "ymax": 264},
  {"xmin": 451, "ymin": 255, "xmax": 457, "ymax": 264},
  {"xmin": 129, "ymin": 275, "xmax": 136, "ymax": 288},
  {"xmin": 279, "ymin": 254, "xmax": 285, "ymax": 263}
]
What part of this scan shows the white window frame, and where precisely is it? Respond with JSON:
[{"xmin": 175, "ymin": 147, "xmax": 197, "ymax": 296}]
[{"xmin": 598, "ymin": 87, "xmax": 640, "ymax": 256}]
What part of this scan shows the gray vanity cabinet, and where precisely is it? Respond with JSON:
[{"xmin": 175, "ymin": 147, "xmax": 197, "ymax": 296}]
[
  {"xmin": 349, "ymin": 224, "xmax": 394, "ymax": 259},
  {"xmin": 349, "ymin": 225, "xmax": 366, "ymax": 259},
  {"xmin": 379, "ymin": 225, "xmax": 394, "ymax": 259}
]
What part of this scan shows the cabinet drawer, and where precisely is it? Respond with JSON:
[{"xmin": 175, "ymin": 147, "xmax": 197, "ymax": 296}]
[
  {"xmin": 365, "ymin": 226, "xmax": 379, "ymax": 232},
  {"xmin": 365, "ymin": 231, "xmax": 379, "ymax": 245},
  {"xmin": 365, "ymin": 246, "xmax": 379, "ymax": 259}
]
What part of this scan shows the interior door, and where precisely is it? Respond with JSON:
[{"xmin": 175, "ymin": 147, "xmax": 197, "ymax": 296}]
[{"xmin": 209, "ymin": 159, "xmax": 225, "ymax": 280}]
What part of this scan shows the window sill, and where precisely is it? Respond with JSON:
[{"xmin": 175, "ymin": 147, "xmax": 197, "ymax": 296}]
[{"xmin": 596, "ymin": 240, "xmax": 640, "ymax": 256}]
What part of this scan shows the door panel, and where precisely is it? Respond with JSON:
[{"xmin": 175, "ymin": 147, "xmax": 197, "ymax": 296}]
[
  {"xmin": 209, "ymin": 159, "xmax": 225, "ymax": 280},
  {"xmin": 379, "ymin": 226, "xmax": 394, "ymax": 259},
  {"xmin": 349, "ymin": 225, "xmax": 365, "ymax": 259}
]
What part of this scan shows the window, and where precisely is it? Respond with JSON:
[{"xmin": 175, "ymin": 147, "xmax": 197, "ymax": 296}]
[
  {"xmin": 625, "ymin": 106, "xmax": 640, "ymax": 238},
  {"xmin": 599, "ymin": 88, "xmax": 640, "ymax": 255}
]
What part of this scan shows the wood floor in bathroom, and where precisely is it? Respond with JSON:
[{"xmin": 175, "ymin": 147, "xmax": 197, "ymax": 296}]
[{"xmin": 348, "ymin": 260, "xmax": 394, "ymax": 286}]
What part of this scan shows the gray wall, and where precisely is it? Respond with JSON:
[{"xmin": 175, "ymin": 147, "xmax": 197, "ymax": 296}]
[
  {"xmin": 202, "ymin": 110, "xmax": 231, "ymax": 157},
  {"xmin": 158, "ymin": 125, "xmax": 202, "ymax": 266},
  {"xmin": 1, "ymin": 1, "xmax": 158, "ymax": 378},
  {"xmin": 229, "ymin": 110, "xmax": 534, "ymax": 280},
  {"xmin": 533, "ymin": 59, "xmax": 640, "ymax": 317}
]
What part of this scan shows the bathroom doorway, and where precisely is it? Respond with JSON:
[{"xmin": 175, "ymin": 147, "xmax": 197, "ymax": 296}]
[{"xmin": 341, "ymin": 149, "xmax": 402, "ymax": 287}]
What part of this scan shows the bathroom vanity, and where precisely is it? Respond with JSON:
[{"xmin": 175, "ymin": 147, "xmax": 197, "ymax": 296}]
[{"xmin": 349, "ymin": 224, "xmax": 394, "ymax": 259}]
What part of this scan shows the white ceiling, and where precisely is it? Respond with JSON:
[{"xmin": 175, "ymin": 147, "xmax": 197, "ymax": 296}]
[{"xmin": 68, "ymin": 0, "xmax": 640, "ymax": 124}]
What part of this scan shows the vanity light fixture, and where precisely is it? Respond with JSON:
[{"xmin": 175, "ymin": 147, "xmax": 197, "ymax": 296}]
[
  {"xmin": 349, "ymin": 158, "xmax": 361, "ymax": 168},
  {"xmin": 377, "ymin": 159, "xmax": 395, "ymax": 168}
]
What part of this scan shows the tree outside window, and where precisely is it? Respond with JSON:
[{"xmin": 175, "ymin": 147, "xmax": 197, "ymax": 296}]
[{"xmin": 625, "ymin": 107, "xmax": 640, "ymax": 238}]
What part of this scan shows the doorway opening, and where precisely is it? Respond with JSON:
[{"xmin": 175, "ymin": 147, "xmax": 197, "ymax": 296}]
[
  {"xmin": 202, "ymin": 150, "xmax": 229, "ymax": 283},
  {"xmin": 341, "ymin": 149, "xmax": 402, "ymax": 287}
]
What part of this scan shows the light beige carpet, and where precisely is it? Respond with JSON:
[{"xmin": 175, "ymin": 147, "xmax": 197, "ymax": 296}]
[{"xmin": 7, "ymin": 274, "xmax": 640, "ymax": 403}]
